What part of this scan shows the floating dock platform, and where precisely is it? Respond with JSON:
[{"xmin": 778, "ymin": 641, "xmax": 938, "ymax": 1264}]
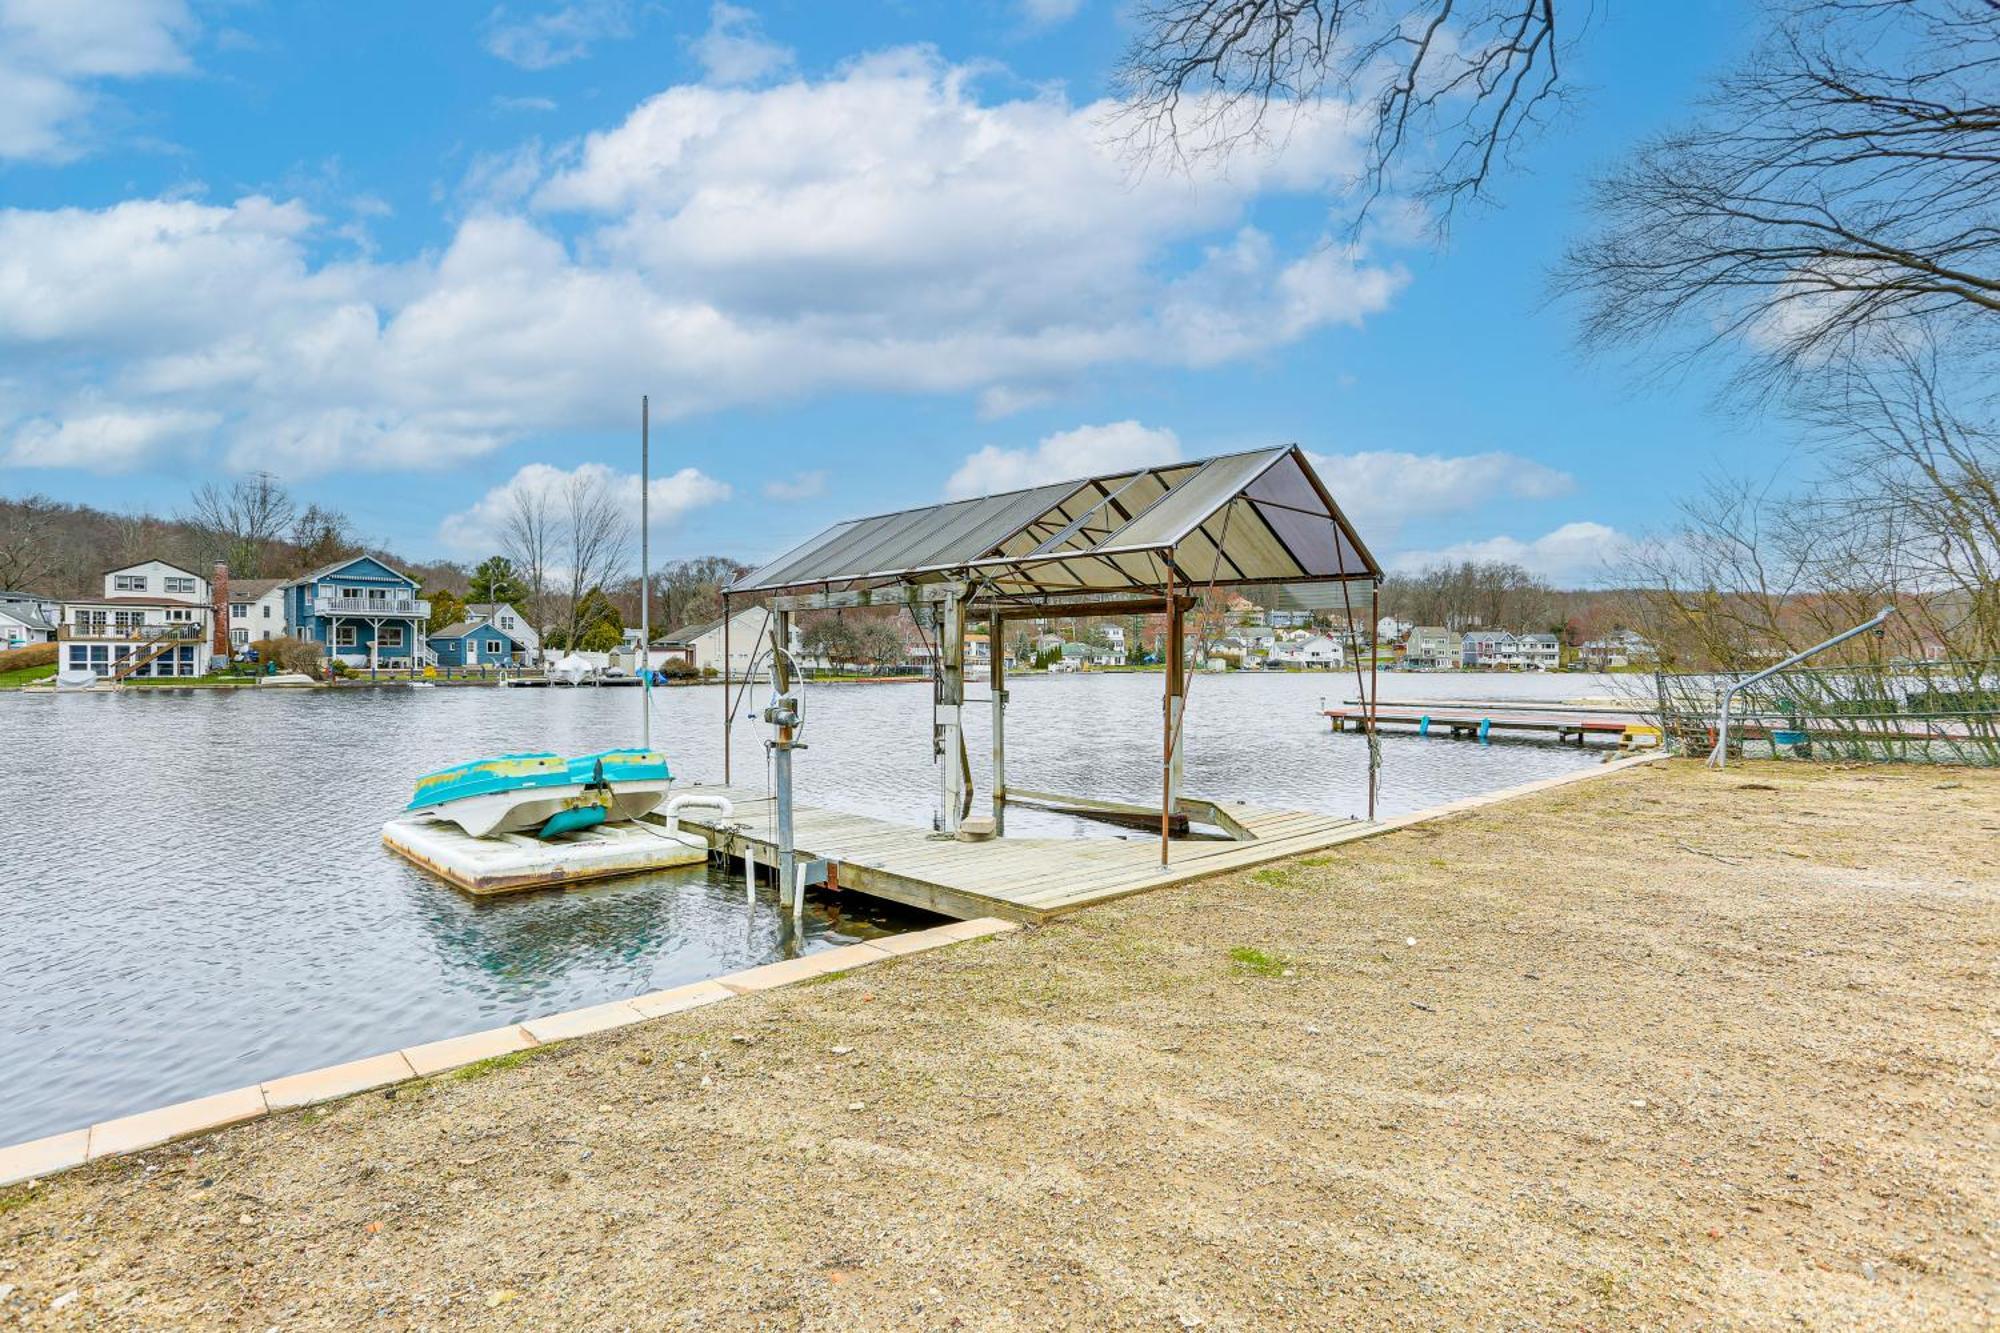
[
  {"xmin": 383, "ymin": 815, "xmax": 707, "ymax": 895},
  {"xmin": 666, "ymin": 784, "xmax": 1367, "ymax": 923}
]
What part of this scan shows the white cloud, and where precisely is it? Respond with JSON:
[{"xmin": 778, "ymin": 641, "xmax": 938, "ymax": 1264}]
[
  {"xmin": 483, "ymin": 0, "xmax": 630, "ymax": 70},
  {"xmin": 0, "ymin": 52, "xmax": 1409, "ymax": 479},
  {"xmin": 691, "ymin": 3, "xmax": 793, "ymax": 86},
  {"xmin": 493, "ymin": 94, "xmax": 558, "ymax": 113},
  {"xmin": 4, "ymin": 406, "xmax": 217, "ymax": 472},
  {"xmin": 1018, "ymin": 0, "xmax": 1085, "ymax": 25},
  {"xmin": 1307, "ymin": 448, "xmax": 1573, "ymax": 538},
  {"xmin": 438, "ymin": 460, "xmax": 732, "ymax": 555},
  {"xmin": 762, "ymin": 470, "xmax": 826, "ymax": 501},
  {"xmin": 946, "ymin": 421, "xmax": 1181, "ymax": 499},
  {"xmin": 1390, "ymin": 521, "xmax": 1632, "ymax": 585},
  {"xmin": 976, "ymin": 385, "xmax": 1057, "ymax": 419},
  {"xmin": 0, "ymin": 0, "xmax": 195, "ymax": 161}
]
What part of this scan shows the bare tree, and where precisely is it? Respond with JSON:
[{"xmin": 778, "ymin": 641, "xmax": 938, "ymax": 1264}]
[
  {"xmin": 559, "ymin": 470, "xmax": 632, "ymax": 652},
  {"xmin": 1562, "ymin": 0, "xmax": 2000, "ymax": 394},
  {"xmin": 188, "ymin": 472, "xmax": 296, "ymax": 577},
  {"xmin": 649, "ymin": 555, "xmax": 747, "ymax": 633},
  {"xmin": 1379, "ymin": 559, "xmax": 1559, "ymax": 631},
  {"xmin": 500, "ymin": 483, "xmax": 557, "ymax": 636},
  {"xmin": 0, "ymin": 495, "xmax": 58, "ymax": 591},
  {"xmin": 290, "ymin": 504, "xmax": 358, "ymax": 574},
  {"xmin": 1117, "ymin": 0, "xmax": 1567, "ymax": 231},
  {"xmin": 1799, "ymin": 340, "xmax": 2000, "ymax": 655}
]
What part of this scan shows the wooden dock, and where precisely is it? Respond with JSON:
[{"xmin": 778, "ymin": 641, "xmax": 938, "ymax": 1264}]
[
  {"xmin": 1324, "ymin": 706, "xmax": 1661, "ymax": 748},
  {"xmin": 669, "ymin": 784, "xmax": 1367, "ymax": 923}
]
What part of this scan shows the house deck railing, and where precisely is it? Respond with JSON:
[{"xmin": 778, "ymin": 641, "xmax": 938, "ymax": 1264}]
[
  {"xmin": 313, "ymin": 595, "xmax": 431, "ymax": 618},
  {"xmin": 58, "ymin": 622, "xmax": 205, "ymax": 643}
]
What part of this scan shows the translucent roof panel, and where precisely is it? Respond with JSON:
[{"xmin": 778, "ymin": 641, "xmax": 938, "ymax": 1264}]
[{"xmin": 729, "ymin": 446, "xmax": 1381, "ymax": 601}]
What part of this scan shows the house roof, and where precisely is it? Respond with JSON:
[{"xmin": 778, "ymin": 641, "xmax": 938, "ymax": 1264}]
[
  {"xmin": 465, "ymin": 602, "xmax": 528, "ymax": 623},
  {"xmin": 225, "ymin": 579, "xmax": 284, "ymax": 603},
  {"xmin": 730, "ymin": 446, "xmax": 1379, "ymax": 611},
  {"xmin": 660, "ymin": 619, "xmax": 720, "ymax": 644},
  {"xmin": 429, "ymin": 620, "xmax": 522, "ymax": 644},
  {"xmin": 285, "ymin": 553, "xmax": 416, "ymax": 588},
  {"xmin": 100, "ymin": 558, "xmax": 201, "ymax": 579},
  {"xmin": 0, "ymin": 595, "xmax": 57, "ymax": 631},
  {"xmin": 62, "ymin": 595, "xmax": 206, "ymax": 609}
]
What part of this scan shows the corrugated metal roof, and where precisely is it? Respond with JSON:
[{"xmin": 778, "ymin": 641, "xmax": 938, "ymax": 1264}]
[{"xmin": 730, "ymin": 446, "xmax": 1380, "ymax": 602}]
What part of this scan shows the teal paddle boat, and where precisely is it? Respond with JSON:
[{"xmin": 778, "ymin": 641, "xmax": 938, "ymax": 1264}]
[{"xmin": 405, "ymin": 749, "xmax": 672, "ymax": 839}]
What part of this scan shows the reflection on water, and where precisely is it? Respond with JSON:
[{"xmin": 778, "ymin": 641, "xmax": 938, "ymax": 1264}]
[{"xmin": 0, "ymin": 670, "xmax": 1610, "ymax": 1143}]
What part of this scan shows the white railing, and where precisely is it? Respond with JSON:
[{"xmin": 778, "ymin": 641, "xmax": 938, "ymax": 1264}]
[
  {"xmin": 60, "ymin": 621, "xmax": 204, "ymax": 643},
  {"xmin": 313, "ymin": 595, "xmax": 430, "ymax": 618}
]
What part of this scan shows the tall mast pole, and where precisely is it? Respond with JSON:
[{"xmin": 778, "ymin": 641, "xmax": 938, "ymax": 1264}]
[{"xmin": 641, "ymin": 394, "xmax": 651, "ymax": 750}]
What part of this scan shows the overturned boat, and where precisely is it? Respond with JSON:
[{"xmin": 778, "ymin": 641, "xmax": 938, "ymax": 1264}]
[{"xmin": 404, "ymin": 749, "xmax": 672, "ymax": 839}]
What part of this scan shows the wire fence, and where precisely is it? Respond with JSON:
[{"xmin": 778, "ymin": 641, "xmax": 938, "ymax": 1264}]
[{"xmin": 1652, "ymin": 659, "xmax": 2000, "ymax": 766}]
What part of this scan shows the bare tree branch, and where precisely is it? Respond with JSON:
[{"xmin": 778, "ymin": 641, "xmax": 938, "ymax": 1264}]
[
  {"xmin": 1561, "ymin": 0, "xmax": 2000, "ymax": 395},
  {"xmin": 1115, "ymin": 0, "xmax": 1568, "ymax": 233}
]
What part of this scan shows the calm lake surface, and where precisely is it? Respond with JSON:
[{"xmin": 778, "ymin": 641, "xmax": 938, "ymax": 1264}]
[{"xmin": 0, "ymin": 669, "xmax": 1625, "ymax": 1143}]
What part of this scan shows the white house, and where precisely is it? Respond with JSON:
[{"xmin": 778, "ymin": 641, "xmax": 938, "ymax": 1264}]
[
  {"xmin": 1579, "ymin": 630, "xmax": 1655, "ymax": 669},
  {"xmin": 221, "ymin": 577, "xmax": 288, "ymax": 651},
  {"xmin": 1270, "ymin": 633, "xmax": 1345, "ymax": 669},
  {"xmin": 1518, "ymin": 632, "xmax": 1562, "ymax": 671},
  {"xmin": 1059, "ymin": 641, "xmax": 1121, "ymax": 668},
  {"xmin": 468, "ymin": 603, "xmax": 540, "ymax": 664},
  {"xmin": 662, "ymin": 606, "xmax": 802, "ymax": 677},
  {"xmin": 0, "ymin": 591, "xmax": 59, "ymax": 649},
  {"xmin": 61, "ymin": 559, "xmax": 215, "ymax": 679}
]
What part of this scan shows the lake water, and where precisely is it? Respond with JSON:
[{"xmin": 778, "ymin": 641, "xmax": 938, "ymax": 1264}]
[{"xmin": 0, "ymin": 669, "xmax": 1623, "ymax": 1144}]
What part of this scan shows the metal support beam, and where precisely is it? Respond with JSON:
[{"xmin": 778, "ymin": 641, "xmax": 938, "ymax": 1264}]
[
  {"xmin": 770, "ymin": 585, "xmax": 959, "ymax": 612},
  {"xmin": 938, "ymin": 589, "xmax": 966, "ymax": 834},
  {"xmin": 990, "ymin": 612, "xmax": 1006, "ymax": 836},
  {"xmin": 769, "ymin": 607, "xmax": 799, "ymax": 922},
  {"xmin": 1161, "ymin": 559, "xmax": 1184, "ymax": 868},
  {"xmin": 732, "ymin": 588, "xmax": 740, "ymax": 784}
]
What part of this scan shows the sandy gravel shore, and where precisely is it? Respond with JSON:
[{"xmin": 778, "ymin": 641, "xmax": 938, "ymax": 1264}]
[{"xmin": 2, "ymin": 759, "xmax": 1995, "ymax": 1329}]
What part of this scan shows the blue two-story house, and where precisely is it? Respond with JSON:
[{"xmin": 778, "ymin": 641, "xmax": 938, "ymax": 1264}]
[{"xmin": 283, "ymin": 556, "xmax": 431, "ymax": 670}]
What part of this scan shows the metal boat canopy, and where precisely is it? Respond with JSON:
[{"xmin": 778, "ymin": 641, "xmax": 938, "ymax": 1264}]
[
  {"xmin": 729, "ymin": 445, "xmax": 1381, "ymax": 612},
  {"xmin": 721, "ymin": 445, "xmax": 1386, "ymax": 867}
]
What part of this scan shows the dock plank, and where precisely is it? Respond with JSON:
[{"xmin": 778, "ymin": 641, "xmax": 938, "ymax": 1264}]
[{"xmin": 668, "ymin": 784, "xmax": 1367, "ymax": 923}]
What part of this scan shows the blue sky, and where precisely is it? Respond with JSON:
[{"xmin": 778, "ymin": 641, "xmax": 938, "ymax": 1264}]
[{"xmin": 0, "ymin": 0, "xmax": 1784, "ymax": 583}]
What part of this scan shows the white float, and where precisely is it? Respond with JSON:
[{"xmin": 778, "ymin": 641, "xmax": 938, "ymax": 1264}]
[{"xmin": 381, "ymin": 794, "xmax": 734, "ymax": 896}]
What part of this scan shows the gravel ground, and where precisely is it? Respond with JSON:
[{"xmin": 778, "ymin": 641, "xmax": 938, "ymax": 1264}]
[{"xmin": 3, "ymin": 759, "xmax": 1995, "ymax": 1330}]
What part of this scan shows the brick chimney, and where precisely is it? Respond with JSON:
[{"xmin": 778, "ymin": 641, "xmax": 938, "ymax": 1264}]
[{"xmin": 211, "ymin": 562, "xmax": 230, "ymax": 657}]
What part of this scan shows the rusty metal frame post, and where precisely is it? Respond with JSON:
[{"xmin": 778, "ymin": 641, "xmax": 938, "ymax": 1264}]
[
  {"xmin": 990, "ymin": 611, "xmax": 1006, "ymax": 836},
  {"xmin": 1161, "ymin": 556, "xmax": 1183, "ymax": 868},
  {"xmin": 1368, "ymin": 581, "xmax": 1381, "ymax": 821}
]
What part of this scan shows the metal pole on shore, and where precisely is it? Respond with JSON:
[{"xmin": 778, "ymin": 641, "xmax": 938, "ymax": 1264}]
[
  {"xmin": 721, "ymin": 591, "xmax": 731, "ymax": 784},
  {"xmin": 640, "ymin": 394, "xmax": 651, "ymax": 751},
  {"xmin": 1368, "ymin": 581, "xmax": 1380, "ymax": 821}
]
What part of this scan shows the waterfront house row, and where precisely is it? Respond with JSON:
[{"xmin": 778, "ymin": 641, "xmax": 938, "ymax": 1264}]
[{"xmin": 56, "ymin": 556, "xmax": 543, "ymax": 679}]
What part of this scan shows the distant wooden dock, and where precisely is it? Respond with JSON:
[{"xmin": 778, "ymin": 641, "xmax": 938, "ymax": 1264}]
[
  {"xmin": 1324, "ymin": 703, "xmax": 1660, "ymax": 748},
  {"xmin": 670, "ymin": 784, "xmax": 1366, "ymax": 923}
]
